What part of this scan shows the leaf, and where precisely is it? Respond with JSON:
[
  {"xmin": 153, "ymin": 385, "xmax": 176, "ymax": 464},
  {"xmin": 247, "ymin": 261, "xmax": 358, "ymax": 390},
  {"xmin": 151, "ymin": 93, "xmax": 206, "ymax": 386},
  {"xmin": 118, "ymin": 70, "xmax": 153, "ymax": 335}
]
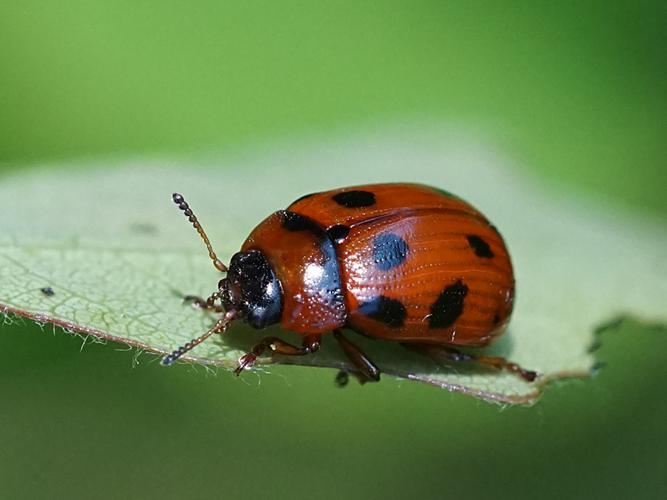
[{"xmin": 1, "ymin": 129, "xmax": 666, "ymax": 404}]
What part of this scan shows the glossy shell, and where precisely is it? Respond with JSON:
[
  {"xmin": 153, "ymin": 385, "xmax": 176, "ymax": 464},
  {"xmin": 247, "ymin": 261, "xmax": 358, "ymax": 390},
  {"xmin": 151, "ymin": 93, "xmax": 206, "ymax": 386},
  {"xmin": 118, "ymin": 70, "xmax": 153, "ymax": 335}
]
[
  {"xmin": 243, "ymin": 183, "xmax": 514, "ymax": 347},
  {"xmin": 240, "ymin": 211, "xmax": 346, "ymax": 334}
]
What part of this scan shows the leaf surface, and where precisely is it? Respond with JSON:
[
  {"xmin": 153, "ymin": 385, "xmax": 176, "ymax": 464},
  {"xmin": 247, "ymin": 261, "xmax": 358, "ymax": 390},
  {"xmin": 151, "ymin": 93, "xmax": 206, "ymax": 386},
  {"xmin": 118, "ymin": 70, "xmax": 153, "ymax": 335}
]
[{"xmin": 2, "ymin": 130, "xmax": 666, "ymax": 404}]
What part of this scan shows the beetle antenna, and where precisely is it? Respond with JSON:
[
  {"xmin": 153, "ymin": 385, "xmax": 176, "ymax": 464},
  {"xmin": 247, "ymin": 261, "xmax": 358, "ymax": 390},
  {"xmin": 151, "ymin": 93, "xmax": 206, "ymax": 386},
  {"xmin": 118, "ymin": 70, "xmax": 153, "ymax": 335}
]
[
  {"xmin": 172, "ymin": 193, "xmax": 228, "ymax": 272},
  {"xmin": 161, "ymin": 310, "xmax": 236, "ymax": 366}
]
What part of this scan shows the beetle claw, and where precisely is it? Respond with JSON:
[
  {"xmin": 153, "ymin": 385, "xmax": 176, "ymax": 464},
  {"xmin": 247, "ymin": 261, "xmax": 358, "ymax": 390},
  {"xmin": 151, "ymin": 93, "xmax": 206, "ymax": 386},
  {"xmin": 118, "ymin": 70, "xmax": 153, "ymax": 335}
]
[{"xmin": 235, "ymin": 353, "xmax": 257, "ymax": 375}]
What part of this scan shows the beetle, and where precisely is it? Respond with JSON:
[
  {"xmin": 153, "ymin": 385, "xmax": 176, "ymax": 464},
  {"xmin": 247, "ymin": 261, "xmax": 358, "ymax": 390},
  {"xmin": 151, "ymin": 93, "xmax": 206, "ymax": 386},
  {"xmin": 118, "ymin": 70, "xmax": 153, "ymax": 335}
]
[{"xmin": 162, "ymin": 183, "xmax": 537, "ymax": 383}]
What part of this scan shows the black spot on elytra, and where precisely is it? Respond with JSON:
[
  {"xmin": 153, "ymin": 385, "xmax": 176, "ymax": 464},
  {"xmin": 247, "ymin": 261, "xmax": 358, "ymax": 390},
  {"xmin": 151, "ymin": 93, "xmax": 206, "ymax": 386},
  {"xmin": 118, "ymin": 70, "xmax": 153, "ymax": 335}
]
[
  {"xmin": 280, "ymin": 210, "xmax": 320, "ymax": 233},
  {"xmin": 466, "ymin": 235, "xmax": 494, "ymax": 258},
  {"xmin": 327, "ymin": 224, "xmax": 350, "ymax": 244},
  {"xmin": 40, "ymin": 287, "xmax": 55, "ymax": 297},
  {"xmin": 373, "ymin": 233, "xmax": 409, "ymax": 270},
  {"xmin": 332, "ymin": 190, "xmax": 376, "ymax": 208},
  {"xmin": 358, "ymin": 295, "xmax": 406, "ymax": 327},
  {"xmin": 429, "ymin": 280, "xmax": 468, "ymax": 329},
  {"xmin": 493, "ymin": 313, "xmax": 501, "ymax": 326}
]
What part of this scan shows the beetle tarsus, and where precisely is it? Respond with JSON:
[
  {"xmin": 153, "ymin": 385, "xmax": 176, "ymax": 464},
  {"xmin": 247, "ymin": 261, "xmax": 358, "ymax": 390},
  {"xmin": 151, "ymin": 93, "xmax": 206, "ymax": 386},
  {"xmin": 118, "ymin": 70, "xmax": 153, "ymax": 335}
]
[
  {"xmin": 334, "ymin": 370, "xmax": 350, "ymax": 387},
  {"xmin": 333, "ymin": 329, "xmax": 381, "ymax": 383},
  {"xmin": 234, "ymin": 335, "xmax": 322, "ymax": 375}
]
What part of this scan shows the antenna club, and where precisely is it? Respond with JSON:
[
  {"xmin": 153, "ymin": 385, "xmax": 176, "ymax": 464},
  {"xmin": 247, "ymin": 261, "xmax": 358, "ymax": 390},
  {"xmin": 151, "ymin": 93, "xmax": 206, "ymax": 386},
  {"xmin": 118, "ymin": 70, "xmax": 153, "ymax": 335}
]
[{"xmin": 171, "ymin": 192, "xmax": 228, "ymax": 273}]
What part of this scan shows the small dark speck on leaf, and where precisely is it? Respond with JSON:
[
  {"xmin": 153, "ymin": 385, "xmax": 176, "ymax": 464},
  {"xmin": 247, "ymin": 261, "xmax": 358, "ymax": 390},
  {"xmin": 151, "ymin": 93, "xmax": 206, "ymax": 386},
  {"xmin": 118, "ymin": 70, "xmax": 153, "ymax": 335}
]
[
  {"xmin": 130, "ymin": 222, "xmax": 158, "ymax": 235},
  {"xmin": 40, "ymin": 287, "xmax": 55, "ymax": 296}
]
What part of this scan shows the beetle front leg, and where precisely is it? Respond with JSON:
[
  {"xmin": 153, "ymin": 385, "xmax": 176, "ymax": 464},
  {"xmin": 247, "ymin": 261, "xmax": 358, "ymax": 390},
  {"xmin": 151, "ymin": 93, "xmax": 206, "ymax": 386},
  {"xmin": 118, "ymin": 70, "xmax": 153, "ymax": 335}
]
[
  {"xmin": 182, "ymin": 291, "xmax": 224, "ymax": 313},
  {"xmin": 234, "ymin": 334, "xmax": 321, "ymax": 375}
]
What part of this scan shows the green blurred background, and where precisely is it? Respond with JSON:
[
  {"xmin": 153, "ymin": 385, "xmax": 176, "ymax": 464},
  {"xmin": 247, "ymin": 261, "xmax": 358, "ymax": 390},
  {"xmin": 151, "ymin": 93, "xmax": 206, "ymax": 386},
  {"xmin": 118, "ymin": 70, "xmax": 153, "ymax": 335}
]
[{"xmin": 1, "ymin": 2, "xmax": 666, "ymax": 499}]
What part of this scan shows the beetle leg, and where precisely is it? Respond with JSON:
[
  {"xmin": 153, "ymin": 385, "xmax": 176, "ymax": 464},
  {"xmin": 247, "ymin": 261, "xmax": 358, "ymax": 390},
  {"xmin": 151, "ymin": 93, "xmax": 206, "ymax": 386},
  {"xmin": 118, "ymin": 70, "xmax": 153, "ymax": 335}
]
[
  {"xmin": 182, "ymin": 293, "xmax": 224, "ymax": 313},
  {"xmin": 334, "ymin": 369, "xmax": 381, "ymax": 387},
  {"xmin": 472, "ymin": 353, "xmax": 537, "ymax": 381},
  {"xmin": 333, "ymin": 329, "xmax": 381, "ymax": 384},
  {"xmin": 404, "ymin": 343, "xmax": 537, "ymax": 382},
  {"xmin": 234, "ymin": 334, "xmax": 321, "ymax": 375}
]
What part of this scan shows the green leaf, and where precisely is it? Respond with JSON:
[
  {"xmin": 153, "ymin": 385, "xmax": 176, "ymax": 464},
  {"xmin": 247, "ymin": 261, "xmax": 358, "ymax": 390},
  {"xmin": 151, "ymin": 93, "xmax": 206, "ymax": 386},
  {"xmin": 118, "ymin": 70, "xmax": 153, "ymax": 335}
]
[{"xmin": 2, "ymin": 130, "xmax": 666, "ymax": 404}]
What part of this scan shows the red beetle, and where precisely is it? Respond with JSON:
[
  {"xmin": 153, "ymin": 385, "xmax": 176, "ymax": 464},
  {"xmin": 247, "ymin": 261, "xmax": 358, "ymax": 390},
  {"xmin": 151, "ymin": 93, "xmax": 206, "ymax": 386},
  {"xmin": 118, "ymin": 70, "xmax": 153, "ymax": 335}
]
[{"xmin": 163, "ymin": 184, "xmax": 536, "ymax": 383}]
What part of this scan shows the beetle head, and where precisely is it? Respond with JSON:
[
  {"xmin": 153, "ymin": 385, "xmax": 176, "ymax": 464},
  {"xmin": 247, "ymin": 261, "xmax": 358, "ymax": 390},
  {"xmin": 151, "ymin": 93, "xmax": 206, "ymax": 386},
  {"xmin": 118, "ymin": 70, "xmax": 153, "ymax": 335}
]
[{"xmin": 219, "ymin": 250, "xmax": 283, "ymax": 329}]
